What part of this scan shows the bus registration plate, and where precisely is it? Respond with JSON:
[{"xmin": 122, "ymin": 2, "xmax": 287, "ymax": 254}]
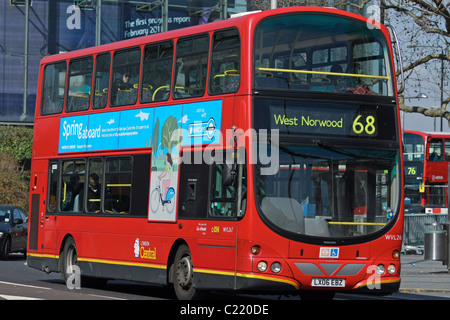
[{"xmin": 311, "ymin": 278, "xmax": 345, "ymax": 287}]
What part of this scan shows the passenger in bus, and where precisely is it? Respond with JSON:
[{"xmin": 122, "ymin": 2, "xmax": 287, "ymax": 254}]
[
  {"xmin": 346, "ymin": 63, "xmax": 373, "ymax": 95},
  {"xmin": 87, "ymin": 173, "xmax": 101, "ymax": 212},
  {"xmin": 116, "ymin": 73, "xmax": 134, "ymax": 90},
  {"xmin": 330, "ymin": 65, "xmax": 348, "ymax": 92},
  {"xmin": 310, "ymin": 65, "xmax": 344, "ymax": 93},
  {"xmin": 69, "ymin": 75, "xmax": 91, "ymax": 95},
  {"xmin": 61, "ymin": 176, "xmax": 81, "ymax": 212},
  {"xmin": 429, "ymin": 151, "xmax": 443, "ymax": 161},
  {"xmin": 113, "ymin": 73, "xmax": 136, "ymax": 104}
]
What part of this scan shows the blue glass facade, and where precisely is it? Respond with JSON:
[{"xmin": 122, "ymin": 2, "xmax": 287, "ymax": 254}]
[{"xmin": 0, "ymin": 0, "xmax": 241, "ymax": 124}]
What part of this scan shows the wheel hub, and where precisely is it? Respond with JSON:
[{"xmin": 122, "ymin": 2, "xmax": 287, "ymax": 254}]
[{"xmin": 176, "ymin": 255, "xmax": 193, "ymax": 287}]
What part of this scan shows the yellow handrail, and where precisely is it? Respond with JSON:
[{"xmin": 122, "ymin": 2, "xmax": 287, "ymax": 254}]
[
  {"xmin": 328, "ymin": 221, "xmax": 386, "ymax": 226},
  {"xmin": 257, "ymin": 67, "xmax": 389, "ymax": 80}
]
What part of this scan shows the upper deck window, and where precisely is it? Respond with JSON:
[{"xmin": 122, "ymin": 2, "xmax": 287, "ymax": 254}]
[
  {"xmin": 403, "ymin": 133, "xmax": 425, "ymax": 162},
  {"xmin": 41, "ymin": 61, "xmax": 67, "ymax": 115},
  {"xmin": 93, "ymin": 53, "xmax": 111, "ymax": 109},
  {"xmin": 429, "ymin": 138, "xmax": 444, "ymax": 162},
  {"xmin": 174, "ymin": 34, "xmax": 209, "ymax": 99},
  {"xmin": 111, "ymin": 47, "xmax": 141, "ymax": 106},
  {"xmin": 209, "ymin": 28, "xmax": 240, "ymax": 95},
  {"xmin": 66, "ymin": 56, "xmax": 93, "ymax": 112},
  {"xmin": 142, "ymin": 41, "xmax": 174, "ymax": 103},
  {"xmin": 253, "ymin": 13, "xmax": 394, "ymax": 96}
]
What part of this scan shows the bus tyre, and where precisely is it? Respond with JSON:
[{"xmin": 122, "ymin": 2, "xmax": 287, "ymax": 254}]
[
  {"xmin": 61, "ymin": 237, "xmax": 79, "ymax": 284},
  {"xmin": 172, "ymin": 245, "xmax": 197, "ymax": 300}
]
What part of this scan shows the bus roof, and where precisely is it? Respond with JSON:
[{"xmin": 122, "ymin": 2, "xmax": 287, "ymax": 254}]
[
  {"xmin": 40, "ymin": 6, "xmax": 387, "ymax": 65},
  {"xmin": 404, "ymin": 130, "xmax": 450, "ymax": 138}
]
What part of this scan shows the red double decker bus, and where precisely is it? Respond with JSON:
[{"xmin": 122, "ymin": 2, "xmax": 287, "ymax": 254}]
[
  {"xmin": 28, "ymin": 7, "xmax": 404, "ymax": 300},
  {"xmin": 404, "ymin": 130, "xmax": 450, "ymax": 214}
]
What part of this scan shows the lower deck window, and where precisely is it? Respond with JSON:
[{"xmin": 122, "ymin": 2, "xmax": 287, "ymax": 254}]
[{"xmin": 47, "ymin": 154, "xmax": 150, "ymax": 216}]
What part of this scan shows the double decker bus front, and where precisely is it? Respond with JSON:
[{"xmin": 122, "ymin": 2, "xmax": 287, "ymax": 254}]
[
  {"xmin": 404, "ymin": 131, "xmax": 450, "ymax": 213},
  {"xmin": 250, "ymin": 11, "xmax": 402, "ymax": 296}
]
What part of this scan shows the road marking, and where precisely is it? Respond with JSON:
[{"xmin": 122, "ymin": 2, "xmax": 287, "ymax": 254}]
[
  {"xmin": 0, "ymin": 294, "xmax": 43, "ymax": 300},
  {"xmin": 0, "ymin": 281, "xmax": 51, "ymax": 290},
  {"xmin": 88, "ymin": 294, "xmax": 127, "ymax": 300}
]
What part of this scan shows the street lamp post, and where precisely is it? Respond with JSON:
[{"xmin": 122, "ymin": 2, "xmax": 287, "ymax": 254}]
[
  {"xmin": 403, "ymin": 93, "xmax": 428, "ymax": 132},
  {"xmin": 20, "ymin": 0, "xmax": 30, "ymax": 122}
]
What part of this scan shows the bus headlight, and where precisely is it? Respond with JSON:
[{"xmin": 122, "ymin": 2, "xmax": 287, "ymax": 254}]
[
  {"xmin": 257, "ymin": 261, "xmax": 268, "ymax": 272},
  {"xmin": 271, "ymin": 262, "xmax": 282, "ymax": 273},
  {"xmin": 387, "ymin": 264, "xmax": 396, "ymax": 275},
  {"xmin": 376, "ymin": 264, "xmax": 385, "ymax": 275}
]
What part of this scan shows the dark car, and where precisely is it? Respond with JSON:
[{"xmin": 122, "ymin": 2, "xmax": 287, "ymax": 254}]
[{"xmin": 0, "ymin": 205, "xmax": 28, "ymax": 260}]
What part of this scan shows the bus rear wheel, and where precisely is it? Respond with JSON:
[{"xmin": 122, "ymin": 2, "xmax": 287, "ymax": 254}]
[
  {"xmin": 61, "ymin": 237, "xmax": 79, "ymax": 285},
  {"xmin": 172, "ymin": 245, "xmax": 197, "ymax": 300}
]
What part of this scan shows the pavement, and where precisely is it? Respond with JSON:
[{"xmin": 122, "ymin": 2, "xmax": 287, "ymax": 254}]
[{"xmin": 400, "ymin": 253, "xmax": 450, "ymax": 294}]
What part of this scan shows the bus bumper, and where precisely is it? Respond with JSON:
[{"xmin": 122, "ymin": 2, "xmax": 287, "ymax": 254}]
[
  {"xmin": 27, "ymin": 253, "xmax": 60, "ymax": 274},
  {"xmin": 194, "ymin": 268, "xmax": 301, "ymax": 292}
]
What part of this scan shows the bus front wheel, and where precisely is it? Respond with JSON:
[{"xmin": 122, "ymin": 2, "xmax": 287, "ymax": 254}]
[{"xmin": 172, "ymin": 244, "xmax": 197, "ymax": 300}]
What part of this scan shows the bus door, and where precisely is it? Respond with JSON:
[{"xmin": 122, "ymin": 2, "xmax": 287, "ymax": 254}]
[
  {"xmin": 177, "ymin": 150, "xmax": 245, "ymax": 288},
  {"xmin": 29, "ymin": 172, "xmax": 45, "ymax": 252},
  {"xmin": 41, "ymin": 161, "xmax": 59, "ymax": 253},
  {"xmin": 28, "ymin": 162, "xmax": 57, "ymax": 254}
]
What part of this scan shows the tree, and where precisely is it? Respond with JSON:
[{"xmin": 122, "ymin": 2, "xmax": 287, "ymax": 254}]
[
  {"xmin": 0, "ymin": 126, "xmax": 33, "ymax": 210},
  {"xmin": 0, "ymin": 152, "xmax": 29, "ymax": 210},
  {"xmin": 383, "ymin": 0, "xmax": 450, "ymax": 127},
  {"xmin": 0, "ymin": 125, "xmax": 33, "ymax": 174}
]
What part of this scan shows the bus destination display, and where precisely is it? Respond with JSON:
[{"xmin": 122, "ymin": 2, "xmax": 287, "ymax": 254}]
[{"xmin": 254, "ymin": 98, "xmax": 396, "ymax": 140}]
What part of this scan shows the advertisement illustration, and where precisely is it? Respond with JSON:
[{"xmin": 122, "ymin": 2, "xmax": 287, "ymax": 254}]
[{"xmin": 149, "ymin": 104, "xmax": 182, "ymax": 222}]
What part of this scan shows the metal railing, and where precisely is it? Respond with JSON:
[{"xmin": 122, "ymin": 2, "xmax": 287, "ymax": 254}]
[{"xmin": 404, "ymin": 213, "xmax": 448, "ymax": 245}]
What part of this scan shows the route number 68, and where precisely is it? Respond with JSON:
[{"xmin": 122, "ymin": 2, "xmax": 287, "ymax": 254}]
[{"xmin": 352, "ymin": 114, "xmax": 376, "ymax": 135}]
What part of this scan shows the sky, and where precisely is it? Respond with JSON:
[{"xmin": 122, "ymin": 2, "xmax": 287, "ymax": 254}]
[
  {"xmin": 402, "ymin": 74, "xmax": 449, "ymax": 133},
  {"xmin": 402, "ymin": 86, "xmax": 450, "ymax": 133},
  {"xmin": 403, "ymin": 111, "xmax": 450, "ymax": 133},
  {"xmin": 382, "ymin": 0, "xmax": 450, "ymax": 133}
]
